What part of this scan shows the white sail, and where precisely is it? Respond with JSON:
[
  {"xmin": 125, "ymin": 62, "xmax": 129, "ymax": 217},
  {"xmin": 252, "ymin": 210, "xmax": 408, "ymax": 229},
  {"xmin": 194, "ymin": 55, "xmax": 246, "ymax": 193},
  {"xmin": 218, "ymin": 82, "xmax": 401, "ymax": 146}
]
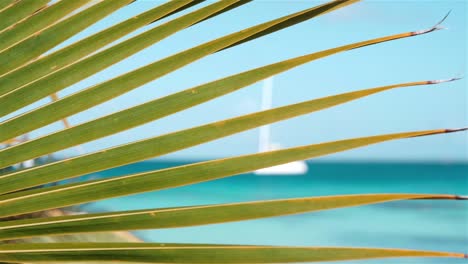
[
  {"xmin": 258, "ymin": 77, "xmax": 273, "ymax": 153},
  {"xmin": 254, "ymin": 77, "xmax": 308, "ymax": 175}
]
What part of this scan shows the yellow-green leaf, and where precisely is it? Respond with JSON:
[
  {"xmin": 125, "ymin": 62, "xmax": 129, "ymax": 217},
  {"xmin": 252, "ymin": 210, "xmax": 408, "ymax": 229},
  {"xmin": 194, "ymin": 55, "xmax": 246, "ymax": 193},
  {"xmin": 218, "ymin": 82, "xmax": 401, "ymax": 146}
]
[
  {"xmin": 0, "ymin": 243, "xmax": 463, "ymax": 263},
  {"xmin": 0, "ymin": 0, "xmax": 133, "ymax": 76},
  {"xmin": 0, "ymin": 193, "xmax": 461, "ymax": 240},
  {"xmin": 0, "ymin": 0, "xmax": 92, "ymax": 52},
  {"xmin": 0, "ymin": 0, "xmax": 17, "ymax": 12},
  {"xmin": 0, "ymin": 129, "xmax": 463, "ymax": 217},
  {"xmin": 0, "ymin": 0, "xmax": 50, "ymax": 33},
  {"xmin": 0, "ymin": 0, "xmax": 206, "ymax": 97},
  {"xmin": 0, "ymin": 0, "xmax": 358, "ymax": 118},
  {"xmin": 0, "ymin": 80, "xmax": 437, "ymax": 190}
]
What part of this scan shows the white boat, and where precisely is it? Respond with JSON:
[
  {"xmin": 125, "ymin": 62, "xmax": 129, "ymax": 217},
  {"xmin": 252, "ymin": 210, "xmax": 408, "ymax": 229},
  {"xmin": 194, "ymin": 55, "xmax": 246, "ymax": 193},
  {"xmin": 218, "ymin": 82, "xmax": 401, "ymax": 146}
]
[{"xmin": 254, "ymin": 77, "xmax": 308, "ymax": 175}]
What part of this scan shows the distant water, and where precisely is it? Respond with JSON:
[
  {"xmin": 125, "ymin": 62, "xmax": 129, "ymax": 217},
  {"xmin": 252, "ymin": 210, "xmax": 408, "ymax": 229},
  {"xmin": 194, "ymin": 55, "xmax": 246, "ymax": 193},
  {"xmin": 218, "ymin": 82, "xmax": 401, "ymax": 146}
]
[{"xmin": 82, "ymin": 160, "xmax": 468, "ymax": 264}]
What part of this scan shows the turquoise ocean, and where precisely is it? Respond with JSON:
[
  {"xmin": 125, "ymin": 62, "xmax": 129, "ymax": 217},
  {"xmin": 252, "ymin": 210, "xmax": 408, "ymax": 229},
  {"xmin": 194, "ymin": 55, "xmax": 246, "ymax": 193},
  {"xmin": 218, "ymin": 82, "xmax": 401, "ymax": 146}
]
[{"xmin": 82, "ymin": 161, "xmax": 468, "ymax": 264}]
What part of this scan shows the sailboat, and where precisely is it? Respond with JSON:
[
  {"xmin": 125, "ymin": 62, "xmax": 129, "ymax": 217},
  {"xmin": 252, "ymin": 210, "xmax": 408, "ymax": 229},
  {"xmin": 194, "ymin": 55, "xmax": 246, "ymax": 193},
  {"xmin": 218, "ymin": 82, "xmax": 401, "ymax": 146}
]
[{"xmin": 254, "ymin": 77, "xmax": 308, "ymax": 175}]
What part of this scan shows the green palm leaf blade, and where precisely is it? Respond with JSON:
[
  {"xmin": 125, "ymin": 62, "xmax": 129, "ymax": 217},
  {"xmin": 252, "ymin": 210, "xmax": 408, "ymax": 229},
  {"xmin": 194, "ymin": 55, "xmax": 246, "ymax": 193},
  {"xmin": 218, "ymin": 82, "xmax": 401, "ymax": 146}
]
[
  {"xmin": 0, "ymin": 0, "xmax": 358, "ymax": 118},
  {"xmin": 0, "ymin": 243, "xmax": 464, "ymax": 263},
  {"xmin": 0, "ymin": 0, "xmax": 247, "ymax": 116},
  {"xmin": 0, "ymin": 24, "xmax": 435, "ymax": 148},
  {"xmin": 0, "ymin": 80, "xmax": 439, "ymax": 191},
  {"xmin": 0, "ymin": 0, "xmax": 17, "ymax": 12},
  {"xmin": 0, "ymin": 0, "xmax": 50, "ymax": 33},
  {"xmin": 0, "ymin": 194, "xmax": 462, "ymax": 240},
  {"xmin": 0, "ymin": 129, "xmax": 462, "ymax": 217},
  {"xmin": 0, "ymin": 0, "xmax": 93, "ymax": 52},
  {"xmin": 0, "ymin": 0, "xmax": 133, "ymax": 76},
  {"xmin": 0, "ymin": 0, "xmax": 206, "ymax": 97},
  {"xmin": 218, "ymin": 0, "xmax": 360, "ymax": 51}
]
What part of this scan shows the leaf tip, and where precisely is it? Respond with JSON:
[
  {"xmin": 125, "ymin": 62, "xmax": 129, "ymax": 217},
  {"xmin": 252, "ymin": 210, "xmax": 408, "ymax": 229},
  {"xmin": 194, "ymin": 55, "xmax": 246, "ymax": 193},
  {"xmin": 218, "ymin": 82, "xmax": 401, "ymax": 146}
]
[
  {"xmin": 427, "ymin": 77, "xmax": 462, "ymax": 84},
  {"xmin": 411, "ymin": 10, "xmax": 451, "ymax": 36},
  {"xmin": 455, "ymin": 195, "xmax": 468, "ymax": 200},
  {"xmin": 410, "ymin": 127, "xmax": 467, "ymax": 138},
  {"xmin": 444, "ymin": 127, "xmax": 468, "ymax": 133}
]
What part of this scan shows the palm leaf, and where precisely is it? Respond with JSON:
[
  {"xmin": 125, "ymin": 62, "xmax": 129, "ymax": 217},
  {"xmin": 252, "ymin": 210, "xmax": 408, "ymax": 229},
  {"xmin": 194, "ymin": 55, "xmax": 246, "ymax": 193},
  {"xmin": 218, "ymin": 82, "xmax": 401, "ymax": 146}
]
[
  {"xmin": 0, "ymin": 0, "xmax": 134, "ymax": 75},
  {"xmin": 0, "ymin": 1, "xmax": 465, "ymax": 263},
  {"xmin": 0, "ymin": 25, "xmax": 438, "ymax": 144},
  {"xmin": 0, "ymin": 80, "xmax": 450, "ymax": 192},
  {"xmin": 0, "ymin": 193, "xmax": 463, "ymax": 240},
  {"xmin": 0, "ymin": 0, "xmax": 92, "ymax": 52},
  {"xmin": 0, "ymin": 0, "xmax": 17, "ymax": 12},
  {"xmin": 0, "ymin": 243, "xmax": 464, "ymax": 263},
  {"xmin": 0, "ymin": 129, "xmax": 461, "ymax": 217},
  {"xmin": 0, "ymin": 0, "xmax": 205, "ymax": 96},
  {"xmin": 0, "ymin": 0, "xmax": 356, "ymax": 117},
  {"xmin": 0, "ymin": 0, "xmax": 50, "ymax": 33}
]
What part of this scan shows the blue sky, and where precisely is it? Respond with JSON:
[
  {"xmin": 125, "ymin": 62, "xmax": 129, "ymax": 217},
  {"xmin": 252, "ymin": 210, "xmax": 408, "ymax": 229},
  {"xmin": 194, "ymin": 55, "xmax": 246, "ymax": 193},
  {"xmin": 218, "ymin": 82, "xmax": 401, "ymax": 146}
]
[{"xmin": 13, "ymin": 0, "xmax": 467, "ymax": 162}]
